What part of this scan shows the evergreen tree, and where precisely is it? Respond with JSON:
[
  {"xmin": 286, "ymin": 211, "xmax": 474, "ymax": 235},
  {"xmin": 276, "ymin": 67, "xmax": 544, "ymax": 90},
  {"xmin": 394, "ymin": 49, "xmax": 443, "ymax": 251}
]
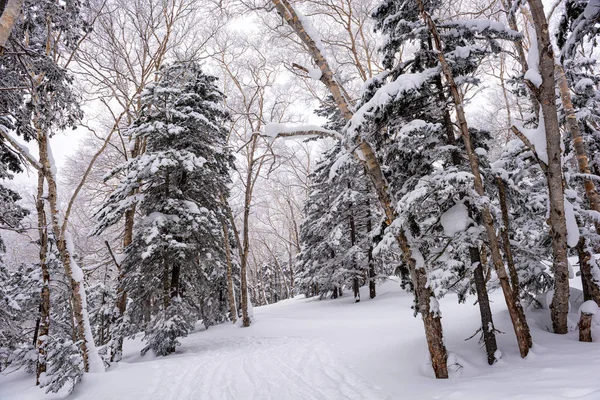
[{"xmin": 94, "ymin": 62, "xmax": 233, "ymax": 357}]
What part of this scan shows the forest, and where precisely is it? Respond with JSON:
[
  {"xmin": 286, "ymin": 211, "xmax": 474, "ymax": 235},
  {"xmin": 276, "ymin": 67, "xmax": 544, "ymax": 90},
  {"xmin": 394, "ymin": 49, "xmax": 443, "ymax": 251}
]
[{"xmin": 0, "ymin": 0, "xmax": 599, "ymax": 397}]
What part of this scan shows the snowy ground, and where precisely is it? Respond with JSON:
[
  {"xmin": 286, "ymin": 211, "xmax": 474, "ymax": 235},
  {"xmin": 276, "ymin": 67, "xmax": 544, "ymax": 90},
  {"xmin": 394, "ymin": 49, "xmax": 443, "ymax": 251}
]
[{"xmin": 2, "ymin": 274, "xmax": 600, "ymax": 400}]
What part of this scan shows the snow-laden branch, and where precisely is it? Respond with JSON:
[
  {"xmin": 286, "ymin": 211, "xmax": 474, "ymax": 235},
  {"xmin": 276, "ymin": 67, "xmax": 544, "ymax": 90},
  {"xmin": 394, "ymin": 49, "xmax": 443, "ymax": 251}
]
[
  {"xmin": 263, "ymin": 123, "xmax": 343, "ymax": 142},
  {"xmin": 0, "ymin": 125, "xmax": 41, "ymax": 170},
  {"xmin": 510, "ymin": 124, "xmax": 548, "ymax": 172},
  {"xmin": 346, "ymin": 67, "xmax": 439, "ymax": 139}
]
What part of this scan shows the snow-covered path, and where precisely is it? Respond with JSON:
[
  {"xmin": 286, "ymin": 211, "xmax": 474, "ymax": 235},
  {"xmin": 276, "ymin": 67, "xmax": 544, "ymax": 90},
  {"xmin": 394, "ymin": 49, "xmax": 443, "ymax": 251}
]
[
  {"xmin": 138, "ymin": 336, "xmax": 389, "ymax": 400},
  {"xmin": 3, "ymin": 277, "xmax": 600, "ymax": 399}
]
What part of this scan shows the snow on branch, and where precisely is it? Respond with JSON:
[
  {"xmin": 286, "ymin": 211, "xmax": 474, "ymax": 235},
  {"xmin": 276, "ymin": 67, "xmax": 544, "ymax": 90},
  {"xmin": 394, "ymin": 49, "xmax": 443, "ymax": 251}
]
[
  {"xmin": 0, "ymin": 125, "xmax": 41, "ymax": 170},
  {"xmin": 560, "ymin": 0, "xmax": 600, "ymax": 60},
  {"xmin": 263, "ymin": 123, "xmax": 343, "ymax": 142},
  {"xmin": 440, "ymin": 19, "xmax": 522, "ymax": 40},
  {"xmin": 510, "ymin": 124, "xmax": 548, "ymax": 172},
  {"xmin": 346, "ymin": 67, "xmax": 439, "ymax": 139}
]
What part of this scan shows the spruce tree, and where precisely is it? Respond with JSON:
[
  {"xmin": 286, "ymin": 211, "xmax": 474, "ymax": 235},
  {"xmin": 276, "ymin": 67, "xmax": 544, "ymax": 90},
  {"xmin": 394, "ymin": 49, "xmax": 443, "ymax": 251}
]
[{"xmin": 94, "ymin": 62, "xmax": 233, "ymax": 357}]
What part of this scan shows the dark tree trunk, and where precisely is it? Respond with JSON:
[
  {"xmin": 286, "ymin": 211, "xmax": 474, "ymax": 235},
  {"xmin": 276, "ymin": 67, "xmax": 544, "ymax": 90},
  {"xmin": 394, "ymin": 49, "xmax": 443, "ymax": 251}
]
[
  {"xmin": 471, "ymin": 247, "xmax": 498, "ymax": 365},
  {"xmin": 496, "ymin": 177, "xmax": 521, "ymax": 300},
  {"xmin": 367, "ymin": 200, "xmax": 376, "ymax": 299},
  {"xmin": 348, "ymin": 182, "xmax": 360, "ymax": 303},
  {"xmin": 170, "ymin": 263, "xmax": 180, "ymax": 299}
]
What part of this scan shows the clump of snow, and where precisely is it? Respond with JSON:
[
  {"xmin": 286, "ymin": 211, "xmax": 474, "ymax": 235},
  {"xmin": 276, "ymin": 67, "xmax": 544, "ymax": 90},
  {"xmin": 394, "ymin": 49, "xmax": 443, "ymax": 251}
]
[
  {"xmin": 474, "ymin": 147, "xmax": 487, "ymax": 156},
  {"xmin": 564, "ymin": 197, "xmax": 580, "ymax": 248},
  {"xmin": 579, "ymin": 300, "xmax": 598, "ymax": 315},
  {"xmin": 518, "ymin": 111, "xmax": 548, "ymax": 165},
  {"xmin": 411, "ymin": 246, "xmax": 425, "ymax": 270},
  {"xmin": 294, "ymin": 9, "xmax": 326, "ymax": 55},
  {"xmin": 263, "ymin": 123, "xmax": 343, "ymax": 143},
  {"xmin": 440, "ymin": 202, "xmax": 470, "ymax": 236},
  {"xmin": 328, "ymin": 152, "xmax": 351, "ymax": 182},
  {"xmin": 308, "ymin": 67, "xmax": 322, "ymax": 80},
  {"xmin": 524, "ymin": 30, "xmax": 542, "ymax": 88},
  {"xmin": 430, "ymin": 296, "xmax": 441, "ymax": 316}
]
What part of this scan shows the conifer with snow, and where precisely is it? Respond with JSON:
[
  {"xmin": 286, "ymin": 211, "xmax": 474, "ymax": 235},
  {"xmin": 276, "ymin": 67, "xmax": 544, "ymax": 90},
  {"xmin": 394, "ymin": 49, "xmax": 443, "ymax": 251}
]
[{"xmin": 94, "ymin": 62, "xmax": 233, "ymax": 356}]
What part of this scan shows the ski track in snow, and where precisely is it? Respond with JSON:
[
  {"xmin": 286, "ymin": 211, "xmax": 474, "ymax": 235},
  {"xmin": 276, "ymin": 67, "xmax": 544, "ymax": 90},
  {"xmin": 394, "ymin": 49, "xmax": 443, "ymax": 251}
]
[{"xmin": 145, "ymin": 336, "xmax": 389, "ymax": 400}]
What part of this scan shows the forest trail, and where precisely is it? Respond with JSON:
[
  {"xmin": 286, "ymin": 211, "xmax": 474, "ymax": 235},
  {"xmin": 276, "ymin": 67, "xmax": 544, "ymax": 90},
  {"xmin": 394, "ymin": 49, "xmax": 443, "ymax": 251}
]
[
  {"xmin": 143, "ymin": 336, "xmax": 390, "ymax": 400},
  {"xmin": 3, "ymin": 277, "xmax": 600, "ymax": 400}
]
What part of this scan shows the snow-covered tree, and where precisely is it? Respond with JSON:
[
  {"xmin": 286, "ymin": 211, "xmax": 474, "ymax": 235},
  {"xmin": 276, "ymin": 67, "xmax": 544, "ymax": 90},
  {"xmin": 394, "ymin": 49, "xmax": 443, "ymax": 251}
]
[{"xmin": 94, "ymin": 62, "xmax": 233, "ymax": 357}]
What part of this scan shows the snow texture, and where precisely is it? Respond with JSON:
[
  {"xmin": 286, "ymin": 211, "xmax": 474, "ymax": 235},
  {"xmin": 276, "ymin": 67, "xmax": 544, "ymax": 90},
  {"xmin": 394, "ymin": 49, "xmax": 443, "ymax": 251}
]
[
  {"xmin": 519, "ymin": 111, "xmax": 548, "ymax": 165},
  {"xmin": 440, "ymin": 202, "xmax": 470, "ymax": 237},
  {"xmin": 564, "ymin": 197, "xmax": 580, "ymax": 248},
  {"xmin": 580, "ymin": 300, "xmax": 598, "ymax": 315},
  {"xmin": 3, "ymin": 277, "xmax": 600, "ymax": 399},
  {"xmin": 3, "ymin": 275, "xmax": 600, "ymax": 399},
  {"xmin": 308, "ymin": 67, "xmax": 322, "ymax": 80},
  {"xmin": 264, "ymin": 123, "xmax": 343, "ymax": 142},
  {"xmin": 524, "ymin": 30, "xmax": 543, "ymax": 88}
]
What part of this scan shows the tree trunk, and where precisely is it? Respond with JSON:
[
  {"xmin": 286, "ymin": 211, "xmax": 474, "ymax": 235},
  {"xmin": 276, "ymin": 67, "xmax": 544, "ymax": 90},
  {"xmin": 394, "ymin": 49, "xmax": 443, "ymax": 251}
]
[
  {"xmin": 349, "ymin": 186, "xmax": 360, "ymax": 303},
  {"xmin": 578, "ymin": 311, "xmax": 593, "ymax": 342},
  {"xmin": 35, "ymin": 170, "xmax": 50, "ymax": 385},
  {"xmin": 556, "ymin": 64, "xmax": 600, "ymax": 302},
  {"xmin": 0, "ymin": 0, "xmax": 23, "ymax": 48},
  {"xmin": 417, "ymin": 0, "xmax": 532, "ymax": 357},
  {"xmin": 367, "ymin": 202, "xmax": 376, "ymax": 299},
  {"xmin": 162, "ymin": 253, "xmax": 171, "ymax": 310},
  {"xmin": 170, "ymin": 263, "xmax": 180, "ymax": 299},
  {"xmin": 436, "ymin": 70, "xmax": 499, "ymax": 363},
  {"xmin": 222, "ymin": 220, "xmax": 237, "ymax": 323},
  {"xmin": 471, "ymin": 247, "xmax": 499, "ymax": 365},
  {"xmin": 110, "ymin": 207, "xmax": 135, "ymax": 362},
  {"xmin": 577, "ymin": 237, "xmax": 600, "ymax": 304},
  {"xmin": 496, "ymin": 177, "xmax": 521, "ymax": 300},
  {"xmin": 527, "ymin": 0, "xmax": 570, "ymax": 335}
]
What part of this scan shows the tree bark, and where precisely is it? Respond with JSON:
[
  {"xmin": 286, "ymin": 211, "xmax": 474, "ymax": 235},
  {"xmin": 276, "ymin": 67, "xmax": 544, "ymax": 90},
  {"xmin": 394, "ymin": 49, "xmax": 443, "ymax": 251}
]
[
  {"xmin": 170, "ymin": 263, "xmax": 180, "ymax": 299},
  {"xmin": 35, "ymin": 170, "xmax": 50, "ymax": 385},
  {"xmin": 417, "ymin": 0, "xmax": 532, "ymax": 357},
  {"xmin": 555, "ymin": 64, "xmax": 600, "ymax": 304},
  {"xmin": 0, "ymin": 0, "xmax": 23, "ymax": 48},
  {"xmin": 367, "ymin": 201, "xmax": 376, "ymax": 299},
  {"xmin": 349, "ymin": 183, "xmax": 360, "ymax": 303},
  {"xmin": 471, "ymin": 247, "xmax": 499, "ymax": 365},
  {"xmin": 222, "ymin": 220, "xmax": 237, "ymax": 323},
  {"xmin": 578, "ymin": 311, "xmax": 593, "ymax": 342},
  {"xmin": 240, "ymin": 161, "xmax": 252, "ymax": 326},
  {"xmin": 527, "ymin": 0, "xmax": 570, "ymax": 335},
  {"xmin": 496, "ymin": 176, "xmax": 521, "ymax": 301}
]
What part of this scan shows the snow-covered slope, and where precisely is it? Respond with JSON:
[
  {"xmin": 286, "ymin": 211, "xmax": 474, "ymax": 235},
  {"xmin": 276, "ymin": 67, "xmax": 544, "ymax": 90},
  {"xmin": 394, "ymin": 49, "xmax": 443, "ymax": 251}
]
[{"xmin": 2, "ymin": 276, "xmax": 600, "ymax": 400}]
